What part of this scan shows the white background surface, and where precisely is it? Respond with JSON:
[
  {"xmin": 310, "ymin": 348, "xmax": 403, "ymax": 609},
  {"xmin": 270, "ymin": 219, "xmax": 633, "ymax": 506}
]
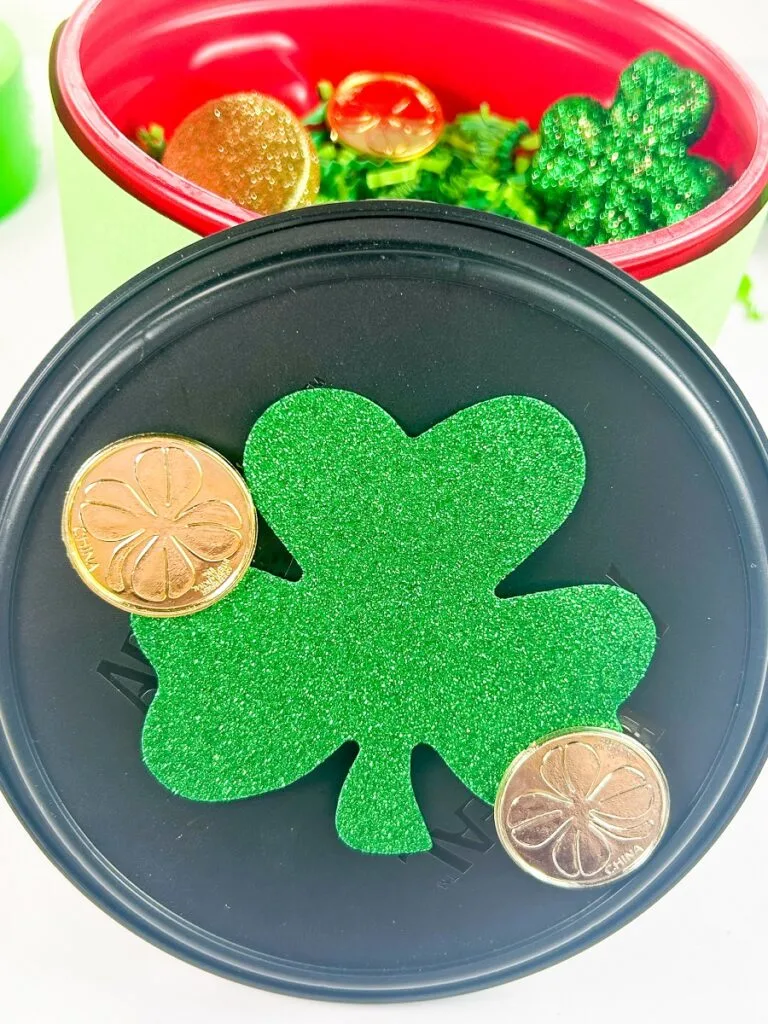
[{"xmin": 1, "ymin": 1, "xmax": 767, "ymax": 1021}]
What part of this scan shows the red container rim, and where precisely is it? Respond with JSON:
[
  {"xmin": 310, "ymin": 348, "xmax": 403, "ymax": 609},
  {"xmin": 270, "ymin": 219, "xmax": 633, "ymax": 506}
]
[{"xmin": 52, "ymin": 0, "xmax": 768, "ymax": 281}]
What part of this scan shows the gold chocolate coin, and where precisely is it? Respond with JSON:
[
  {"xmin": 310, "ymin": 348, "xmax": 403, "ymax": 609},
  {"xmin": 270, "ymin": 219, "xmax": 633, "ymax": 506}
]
[
  {"xmin": 62, "ymin": 435, "xmax": 257, "ymax": 617},
  {"xmin": 163, "ymin": 92, "xmax": 319, "ymax": 215},
  {"xmin": 494, "ymin": 729, "xmax": 669, "ymax": 888}
]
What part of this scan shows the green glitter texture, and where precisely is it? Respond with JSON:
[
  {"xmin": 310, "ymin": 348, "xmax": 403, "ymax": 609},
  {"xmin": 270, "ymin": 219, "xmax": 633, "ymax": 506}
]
[
  {"xmin": 528, "ymin": 51, "xmax": 728, "ymax": 245},
  {"xmin": 133, "ymin": 389, "xmax": 657, "ymax": 855}
]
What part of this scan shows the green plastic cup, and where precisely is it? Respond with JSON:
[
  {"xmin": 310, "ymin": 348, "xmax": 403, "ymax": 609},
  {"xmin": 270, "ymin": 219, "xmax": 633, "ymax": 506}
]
[{"xmin": 0, "ymin": 21, "xmax": 37, "ymax": 219}]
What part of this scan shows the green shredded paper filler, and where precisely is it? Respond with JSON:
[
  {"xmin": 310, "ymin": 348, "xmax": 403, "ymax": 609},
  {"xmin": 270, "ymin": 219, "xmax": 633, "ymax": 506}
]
[{"xmin": 133, "ymin": 389, "xmax": 657, "ymax": 855}]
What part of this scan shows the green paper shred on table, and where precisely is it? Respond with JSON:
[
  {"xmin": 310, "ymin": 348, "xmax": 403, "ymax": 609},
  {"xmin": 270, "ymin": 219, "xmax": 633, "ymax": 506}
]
[
  {"xmin": 736, "ymin": 274, "xmax": 764, "ymax": 322},
  {"xmin": 305, "ymin": 99, "xmax": 547, "ymax": 225}
]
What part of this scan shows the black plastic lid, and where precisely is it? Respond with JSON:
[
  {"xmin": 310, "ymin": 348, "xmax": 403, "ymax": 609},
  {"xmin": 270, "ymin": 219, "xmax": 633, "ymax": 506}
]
[{"xmin": 1, "ymin": 203, "xmax": 767, "ymax": 1001}]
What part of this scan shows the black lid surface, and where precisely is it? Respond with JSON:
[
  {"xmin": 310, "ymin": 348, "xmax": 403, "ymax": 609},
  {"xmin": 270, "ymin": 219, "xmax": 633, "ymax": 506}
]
[{"xmin": 1, "ymin": 204, "xmax": 767, "ymax": 1001}]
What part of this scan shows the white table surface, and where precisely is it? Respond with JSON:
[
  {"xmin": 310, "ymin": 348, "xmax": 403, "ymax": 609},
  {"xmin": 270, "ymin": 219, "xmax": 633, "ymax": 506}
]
[{"xmin": 1, "ymin": 2, "xmax": 767, "ymax": 1021}]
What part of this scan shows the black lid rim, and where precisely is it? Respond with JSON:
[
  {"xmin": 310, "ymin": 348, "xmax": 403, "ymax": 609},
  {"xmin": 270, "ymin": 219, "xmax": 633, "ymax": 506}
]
[{"xmin": 1, "ymin": 202, "xmax": 767, "ymax": 1002}]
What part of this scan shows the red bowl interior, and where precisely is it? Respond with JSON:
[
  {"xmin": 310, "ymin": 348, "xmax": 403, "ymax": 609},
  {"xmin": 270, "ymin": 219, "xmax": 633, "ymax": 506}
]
[{"xmin": 54, "ymin": 0, "xmax": 768, "ymax": 279}]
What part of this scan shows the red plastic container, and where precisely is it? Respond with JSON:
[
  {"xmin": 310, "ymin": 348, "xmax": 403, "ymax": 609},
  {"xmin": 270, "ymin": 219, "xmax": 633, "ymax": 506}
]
[{"xmin": 52, "ymin": 0, "xmax": 768, "ymax": 334}]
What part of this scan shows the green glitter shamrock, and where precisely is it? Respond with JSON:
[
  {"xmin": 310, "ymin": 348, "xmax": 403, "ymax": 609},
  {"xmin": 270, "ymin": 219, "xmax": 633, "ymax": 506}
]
[
  {"xmin": 133, "ymin": 389, "xmax": 657, "ymax": 855},
  {"xmin": 528, "ymin": 51, "xmax": 728, "ymax": 245}
]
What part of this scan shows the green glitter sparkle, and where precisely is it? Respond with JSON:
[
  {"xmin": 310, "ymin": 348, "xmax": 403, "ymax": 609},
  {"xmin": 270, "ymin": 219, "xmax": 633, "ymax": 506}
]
[
  {"xmin": 528, "ymin": 51, "xmax": 728, "ymax": 245},
  {"xmin": 133, "ymin": 389, "xmax": 657, "ymax": 855}
]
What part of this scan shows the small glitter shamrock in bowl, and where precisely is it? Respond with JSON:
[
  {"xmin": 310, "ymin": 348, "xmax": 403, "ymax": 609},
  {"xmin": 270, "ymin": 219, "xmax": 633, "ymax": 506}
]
[
  {"xmin": 528, "ymin": 51, "xmax": 728, "ymax": 246},
  {"xmin": 133, "ymin": 389, "xmax": 657, "ymax": 855}
]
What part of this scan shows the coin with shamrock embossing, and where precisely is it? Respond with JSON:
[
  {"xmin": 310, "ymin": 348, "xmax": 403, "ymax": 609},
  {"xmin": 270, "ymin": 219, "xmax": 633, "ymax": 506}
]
[
  {"xmin": 62, "ymin": 435, "xmax": 256, "ymax": 617},
  {"xmin": 494, "ymin": 728, "xmax": 669, "ymax": 888}
]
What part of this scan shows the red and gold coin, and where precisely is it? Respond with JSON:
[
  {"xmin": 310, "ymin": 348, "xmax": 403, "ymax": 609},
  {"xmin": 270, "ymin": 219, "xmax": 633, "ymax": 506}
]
[
  {"xmin": 326, "ymin": 72, "xmax": 444, "ymax": 161},
  {"xmin": 163, "ymin": 92, "xmax": 319, "ymax": 215}
]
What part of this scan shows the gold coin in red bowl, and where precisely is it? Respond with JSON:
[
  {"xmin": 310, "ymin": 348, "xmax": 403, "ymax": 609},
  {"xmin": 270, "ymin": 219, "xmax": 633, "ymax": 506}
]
[
  {"xmin": 326, "ymin": 72, "xmax": 444, "ymax": 161},
  {"xmin": 163, "ymin": 92, "xmax": 319, "ymax": 215}
]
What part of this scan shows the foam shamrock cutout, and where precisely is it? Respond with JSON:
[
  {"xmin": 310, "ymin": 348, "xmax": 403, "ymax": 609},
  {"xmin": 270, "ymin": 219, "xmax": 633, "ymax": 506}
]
[
  {"xmin": 132, "ymin": 389, "xmax": 657, "ymax": 855},
  {"xmin": 528, "ymin": 51, "xmax": 728, "ymax": 245}
]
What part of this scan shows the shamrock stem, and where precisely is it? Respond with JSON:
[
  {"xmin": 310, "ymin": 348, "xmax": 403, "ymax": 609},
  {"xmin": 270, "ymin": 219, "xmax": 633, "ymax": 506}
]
[{"xmin": 336, "ymin": 742, "xmax": 431, "ymax": 855}]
